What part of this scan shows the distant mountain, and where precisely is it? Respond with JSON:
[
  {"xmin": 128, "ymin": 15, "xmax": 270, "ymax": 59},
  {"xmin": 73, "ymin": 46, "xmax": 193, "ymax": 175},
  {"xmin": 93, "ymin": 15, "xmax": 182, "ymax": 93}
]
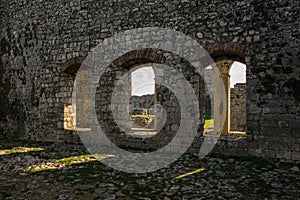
[{"xmin": 131, "ymin": 94, "xmax": 154, "ymax": 109}]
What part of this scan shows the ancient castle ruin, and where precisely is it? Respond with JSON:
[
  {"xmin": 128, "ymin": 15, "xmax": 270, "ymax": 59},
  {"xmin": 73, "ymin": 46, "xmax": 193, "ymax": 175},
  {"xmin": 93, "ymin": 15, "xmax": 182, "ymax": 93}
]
[{"xmin": 0, "ymin": 0, "xmax": 299, "ymax": 161}]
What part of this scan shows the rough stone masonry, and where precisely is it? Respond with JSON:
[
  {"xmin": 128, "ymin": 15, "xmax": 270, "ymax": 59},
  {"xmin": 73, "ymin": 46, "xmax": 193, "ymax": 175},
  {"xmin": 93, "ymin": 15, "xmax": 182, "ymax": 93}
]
[{"xmin": 0, "ymin": 0, "xmax": 299, "ymax": 161}]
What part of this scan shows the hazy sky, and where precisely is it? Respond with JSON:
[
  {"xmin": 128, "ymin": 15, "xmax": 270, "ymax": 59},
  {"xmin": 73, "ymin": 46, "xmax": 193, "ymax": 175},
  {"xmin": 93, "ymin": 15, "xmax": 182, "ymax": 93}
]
[
  {"xmin": 131, "ymin": 62, "xmax": 246, "ymax": 96},
  {"xmin": 229, "ymin": 61, "xmax": 246, "ymax": 88},
  {"xmin": 131, "ymin": 67, "xmax": 155, "ymax": 96}
]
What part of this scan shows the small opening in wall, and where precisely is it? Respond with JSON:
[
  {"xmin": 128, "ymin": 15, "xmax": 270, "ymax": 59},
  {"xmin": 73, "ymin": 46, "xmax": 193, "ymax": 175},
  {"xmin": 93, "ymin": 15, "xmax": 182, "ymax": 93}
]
[
  {"xmin": 62, "ymin": 60, "xmax": 91, "ymax": 131},
  {"xmin": 63, "ymin": 74, "xmax": 77, "ymax": 131}
]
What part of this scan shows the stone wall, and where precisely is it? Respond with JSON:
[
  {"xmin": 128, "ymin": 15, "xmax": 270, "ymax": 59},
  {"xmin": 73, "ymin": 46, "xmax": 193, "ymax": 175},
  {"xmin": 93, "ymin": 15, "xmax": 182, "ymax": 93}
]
[
  {"xmin": 94, "ymin": 48, "xmax": 203, "ymax": 150},
  {"xmin": 230, "ymin": 83, "xmax": 246, "ymax": 132},
  {"xmin": 0, "ymin": 0, "xmax": 299, "ymax": 161}
]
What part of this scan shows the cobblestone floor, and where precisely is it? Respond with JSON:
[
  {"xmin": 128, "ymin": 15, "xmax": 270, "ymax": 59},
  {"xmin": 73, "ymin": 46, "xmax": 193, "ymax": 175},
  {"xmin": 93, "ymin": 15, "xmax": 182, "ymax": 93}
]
[{"xmin": 0, "ymin": 140, "xmax": 299, "ymax": 200}]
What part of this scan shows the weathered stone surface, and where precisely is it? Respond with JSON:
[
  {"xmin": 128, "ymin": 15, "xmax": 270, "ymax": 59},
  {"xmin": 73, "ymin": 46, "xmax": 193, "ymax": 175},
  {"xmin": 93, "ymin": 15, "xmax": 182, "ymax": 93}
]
[
  {"xmin": 0, "ymin": 140, "xmax": 299, "ymax": 199},
  {"xmin": 0, "ymin": 0, "xmax": 299, "ymax": 161},
  {"xmin": 230, "ymin": 83, "xmax": 246, "ymax": 132}
]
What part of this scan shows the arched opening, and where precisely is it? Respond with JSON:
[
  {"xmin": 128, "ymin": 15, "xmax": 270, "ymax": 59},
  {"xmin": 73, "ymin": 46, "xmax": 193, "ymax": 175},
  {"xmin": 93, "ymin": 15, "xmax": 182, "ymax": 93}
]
[
  {"xmin": 204, "ymin": 60, "xmax": 247, "ymax": 137},
  {"xmin": 63, "ymin": 49, "xmax": 206, "ymax": 152},
  {"xmin": 92, "ymin": 48, "xmax": 203, "ymax": 151},
  {"xmin": 62, "ymin": 65, "xmax": 78, "ymax": 130},
  {"xmin": 229, "ymin": 61, "xmax": 246, "ymax": 133},
  {"xmin": 216, "ymin": 60, "xmax": 247, "ymax": 136},
  {"xmin": 61, "ymin": 57, "xmax": 86, "ymax": 131},
  {"xmin": 129, "ymin": 65, "xmax": 157, "ymax": 137}
]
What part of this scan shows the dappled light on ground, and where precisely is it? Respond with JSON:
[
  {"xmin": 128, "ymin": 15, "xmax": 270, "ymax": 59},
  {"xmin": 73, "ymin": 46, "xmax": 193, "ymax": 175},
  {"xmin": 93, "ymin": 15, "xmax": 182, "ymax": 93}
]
[
  {"xmin": 173, "ymin": 168, "xmax": 205, "ymax": 180},
  {"xmin": 0, "ymin": 147, "xmax": 44, "ymax": 155},
  {"xmin": 24, "ymin": 154, "xmax": 114, "ymax": 173},
  {"xmin": 0, "ymin": 140, "xmax": 299, "ymax": 199}
]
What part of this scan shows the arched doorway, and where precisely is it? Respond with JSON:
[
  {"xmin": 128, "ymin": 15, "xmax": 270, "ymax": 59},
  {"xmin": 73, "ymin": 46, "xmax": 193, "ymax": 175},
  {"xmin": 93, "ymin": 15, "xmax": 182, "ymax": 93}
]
[
  {"xmin": 129, "ymin": 65, "xmax": 157, "ymax": 137},
  {"xmin": 206, "ymin": 59, "xmax": 247, "ymax": 136}
]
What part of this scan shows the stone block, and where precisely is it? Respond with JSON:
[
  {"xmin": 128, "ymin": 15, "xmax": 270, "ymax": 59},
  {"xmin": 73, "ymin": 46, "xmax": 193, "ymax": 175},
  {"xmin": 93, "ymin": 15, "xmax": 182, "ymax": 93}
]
[
  {"xmin": 274, "ymin": 149, "xmax": 292, "ymax": 160},
  {"xmin": 261, "ymin": 149, "xmax": 275, "ymax": 159},
  {"xmin": 291, "ymin": 152, "xmax": 300, "ymax": 161},
  {"xmin": 237, "ymin": 148, "xmax": 249, "ymax": 156}
]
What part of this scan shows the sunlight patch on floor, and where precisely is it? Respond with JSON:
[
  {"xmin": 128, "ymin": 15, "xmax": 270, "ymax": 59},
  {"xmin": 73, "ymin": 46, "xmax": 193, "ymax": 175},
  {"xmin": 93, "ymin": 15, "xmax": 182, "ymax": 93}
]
[
  {"xmin": 173, "ymin": 168, "xmax": 205, "ymax": 180},
  {"xmin": 0, "ymin": 147, "xmax": 44, "ymax": 155},
  {"xmin": 24, "ymin": 154, "xmax": 114, "ymax": 173}
]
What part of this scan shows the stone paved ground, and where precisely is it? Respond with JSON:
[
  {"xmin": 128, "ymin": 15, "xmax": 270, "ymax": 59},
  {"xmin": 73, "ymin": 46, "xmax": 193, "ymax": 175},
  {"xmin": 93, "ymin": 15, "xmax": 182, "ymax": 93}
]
[{"xmin": 0, "ymin": 140, "xmax": 299, "ymax": 200}]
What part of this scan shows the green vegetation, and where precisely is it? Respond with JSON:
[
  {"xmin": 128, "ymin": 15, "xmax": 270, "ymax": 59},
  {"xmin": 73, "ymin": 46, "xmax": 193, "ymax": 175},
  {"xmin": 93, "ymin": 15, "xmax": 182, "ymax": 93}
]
[
  {"xmin": 0, "ymin": 147, "xmax": 44, "ymax": 155},
  {"xmin": 24, "ymin": 165, "xmax": 52, "ymax": 173},
  {"xmin": 55, "ymin": 154, "xmax": 111, "ymax": 165},
  {"xmin": 204, "ymin": 119, "xmax": 214, "ymax": 129},
  {"xmin": 24, "ymin": 154, "xmax": 114, "ymax": 173}
]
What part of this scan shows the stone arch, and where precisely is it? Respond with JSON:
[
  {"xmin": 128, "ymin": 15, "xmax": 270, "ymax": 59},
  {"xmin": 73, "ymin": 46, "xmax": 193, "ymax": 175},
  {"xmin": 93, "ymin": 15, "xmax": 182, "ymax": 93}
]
[
  {"xmin": 61, "ymin": 56, "xmax": 85, "ymax": 130},
  {"xmin": 110, "ymin": 49, "xmax": 162, "ymax": 69},
  {"xmin": 62, "ymin": 56, "xmax": 86, "ymax": 75},
  {"xmin": 205, "ymin": 43, "xmax": 249, "ymax": 136},
  {"xmin": 205, "ymin": 43, "xmax": 251, "ymax": 63},
  {"xmin": 95, "ymin": 48, "xmax": 204, "ymax": 151}
]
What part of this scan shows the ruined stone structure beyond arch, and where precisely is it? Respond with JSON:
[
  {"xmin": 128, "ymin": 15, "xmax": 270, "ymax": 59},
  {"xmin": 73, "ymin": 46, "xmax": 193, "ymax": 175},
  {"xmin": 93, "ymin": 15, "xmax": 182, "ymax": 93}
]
[{"xmin": 0, "ymin": 0, "xmax": 299, "ymax": 161}]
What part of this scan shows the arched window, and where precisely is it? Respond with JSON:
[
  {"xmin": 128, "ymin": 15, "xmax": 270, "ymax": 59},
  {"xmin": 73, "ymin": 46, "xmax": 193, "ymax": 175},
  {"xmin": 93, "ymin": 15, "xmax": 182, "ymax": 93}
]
[
  {"xmin": 61, "ymin": 57, "xmax": 87, "ymax": 131},
  {"xmin": 129, "ymin": 65, "xmax": 157, "ymax": 137},
  {"xmin": 204, "ymin": 60, "xmax": 247, "ymax": 136},
  {"xmin": 229, "ymin": 61, "xmax": 246, "ymax": 133}
]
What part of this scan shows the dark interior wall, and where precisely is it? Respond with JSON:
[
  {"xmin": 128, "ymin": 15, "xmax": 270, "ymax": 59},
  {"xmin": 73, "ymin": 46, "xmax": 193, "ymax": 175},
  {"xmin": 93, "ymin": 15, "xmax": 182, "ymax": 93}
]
[
  {"xmin": 0, "ymin": 38, "xmax": 11, "ymax": 139},
  {"xmin": 0, "ymin": 0, "xmax": 299, "ymax": 160},
  {"xmin": 0, "ymin": 1, "xmax": 11, "ymax": 138}
]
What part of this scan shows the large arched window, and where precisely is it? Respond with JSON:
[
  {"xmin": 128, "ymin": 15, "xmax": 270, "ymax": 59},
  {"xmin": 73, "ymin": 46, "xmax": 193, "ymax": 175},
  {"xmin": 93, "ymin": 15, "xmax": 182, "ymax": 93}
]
[
  {"xmin": 129, "ymin": 65, "xmax": 157, "ymax": 137},
  {"xmin": 204, "ymin": 60, "xmax": 247, "ymax": 136}
]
